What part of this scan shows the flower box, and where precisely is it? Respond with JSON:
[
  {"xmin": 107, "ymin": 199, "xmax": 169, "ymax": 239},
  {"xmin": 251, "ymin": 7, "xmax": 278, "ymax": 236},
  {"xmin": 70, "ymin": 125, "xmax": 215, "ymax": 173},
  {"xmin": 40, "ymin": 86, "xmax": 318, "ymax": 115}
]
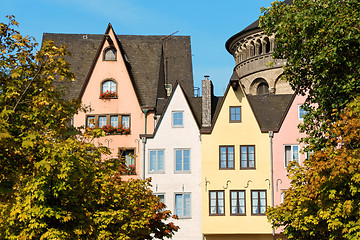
[
  {"xmin": 99, "ymin": 90, "xmax": 117, "ymax": 99},
  {"xmin": 102, "ymin": 125, "xmax": 130, "ymax": 135}
]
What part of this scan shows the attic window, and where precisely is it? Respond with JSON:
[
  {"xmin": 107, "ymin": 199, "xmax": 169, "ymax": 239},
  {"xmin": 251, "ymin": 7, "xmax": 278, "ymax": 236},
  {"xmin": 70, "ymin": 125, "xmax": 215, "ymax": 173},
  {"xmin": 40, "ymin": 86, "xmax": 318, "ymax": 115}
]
[
  {"xmin": 100, "ymin": 80, "xmax": 117, "ymax": 99},
  {"xmin": 104, "ymin": 47, "xmax": 117, "ymax": 61}
]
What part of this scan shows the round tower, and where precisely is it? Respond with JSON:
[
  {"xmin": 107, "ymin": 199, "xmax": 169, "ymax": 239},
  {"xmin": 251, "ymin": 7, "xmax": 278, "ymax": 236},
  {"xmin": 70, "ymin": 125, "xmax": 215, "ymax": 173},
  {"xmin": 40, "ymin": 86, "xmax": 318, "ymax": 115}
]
[{"xmin": 226, "ymin": 16, "xmax": 293, "ymax": 95}]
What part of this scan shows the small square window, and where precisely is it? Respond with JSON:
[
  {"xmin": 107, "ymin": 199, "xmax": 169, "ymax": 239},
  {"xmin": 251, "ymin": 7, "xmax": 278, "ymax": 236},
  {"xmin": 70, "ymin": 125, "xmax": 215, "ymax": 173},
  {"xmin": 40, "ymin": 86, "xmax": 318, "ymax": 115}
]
[
  {"xmin": 175, "ymin": 149, "xmax": 190, "ymax": 173},
  {"xmin": 229, "ymin": 106, "xmax": 241, "ymax": 122},
  {"xmin": 172, "ymin": 111, "xmax": 183, "ymax": 127},
  {"xmin": 149, "ymin": 149, "xmax": 165, "ymax": 173},
  {"xmin": 175, "ymin": 193, "xmax": 191, "ymax": 218},
  {"xmin": 155, "ymin": 193, "xmax": 165, "ymax": 204}
]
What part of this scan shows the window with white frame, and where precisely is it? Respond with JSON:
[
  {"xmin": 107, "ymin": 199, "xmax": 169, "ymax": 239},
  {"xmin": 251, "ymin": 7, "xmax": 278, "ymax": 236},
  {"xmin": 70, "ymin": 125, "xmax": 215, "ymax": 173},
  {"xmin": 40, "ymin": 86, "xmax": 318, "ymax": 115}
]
[
  {"xmin": 149, "ymin": 149, "xmax": 165, "ymax": 173},
  {"xmin": 284, "ymin": 145, "xmax": 300, "ymax": 168},
  {"xmin": 281, "ymin": 190, "xmax": 286, "ymax": 204},
  {"xmin": 172, "ymin": 111, "xmax": 183, "ymax": 127},
  {"xmin": 155, "ymin": 193, "xmax": 165, "ymax": 204},
  {"xmin": 102, "ymin": 80, "xmax": 116, "ymax": 94},
  {"xmin": 110, "ymin": 116, "xmax": 118, "ymax": 127},
  {"xmin": 98, "ymin": 116, "xmax": 107, "ymax": 128},
  {"xmin": 298, "ymin": 104, "xmax": 307, "ymax": 120},
  {"xmin": 175, "ymin": 149, "xmax": 190, "ymax": 173},
  {"xmin": 122, "ymin": 115, "xmax": 130, "ymax": 129},
  {"xmin": 251, "ymin": 190, "xmax": 267, "ymax": 215},
  {"xmin": 175, "ymin": 193, "xmax": 191, "ymax": 218}
]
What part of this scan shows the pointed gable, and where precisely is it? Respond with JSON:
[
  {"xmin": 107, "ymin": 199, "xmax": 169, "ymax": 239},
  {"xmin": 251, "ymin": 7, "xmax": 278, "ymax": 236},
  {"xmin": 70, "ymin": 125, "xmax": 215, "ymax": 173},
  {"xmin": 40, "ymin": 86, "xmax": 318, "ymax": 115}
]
[
  {"xmin": 144, "ymin": 81, "xmax": 201, "ymax": 138},
  {"xmin": 42, "ymin": 26, "xmax": 194, "ymax": 108}
]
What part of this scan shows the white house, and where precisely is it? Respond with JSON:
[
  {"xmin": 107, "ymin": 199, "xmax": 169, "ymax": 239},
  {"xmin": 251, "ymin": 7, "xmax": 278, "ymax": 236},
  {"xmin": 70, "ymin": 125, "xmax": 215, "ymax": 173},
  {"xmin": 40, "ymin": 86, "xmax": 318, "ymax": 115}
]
[{"xmin": 141, "ymin": 82, "xmax": 202, "ymax": 240}]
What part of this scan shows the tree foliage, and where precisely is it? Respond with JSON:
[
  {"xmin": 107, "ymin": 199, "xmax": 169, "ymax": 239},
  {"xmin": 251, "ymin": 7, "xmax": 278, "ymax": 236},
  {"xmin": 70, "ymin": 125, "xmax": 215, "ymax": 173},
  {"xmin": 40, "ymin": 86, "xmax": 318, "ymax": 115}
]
[
  {"xmin": 0, "ymin": 16, "xmax": 178, "ymax": 239},
  {"xmin": 267, "ymin": 97, "xmax": 360, "ymax": 239},
  {"xmin": 260, "ymin": 0, "xmax": 360, "ymax": 149}
]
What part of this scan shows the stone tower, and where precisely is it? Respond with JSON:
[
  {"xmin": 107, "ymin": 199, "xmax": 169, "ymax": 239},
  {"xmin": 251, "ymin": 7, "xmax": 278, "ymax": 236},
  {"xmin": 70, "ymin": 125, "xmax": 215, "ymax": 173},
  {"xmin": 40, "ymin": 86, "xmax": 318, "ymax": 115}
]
[{"xmin": 225, "ymin": 0, "xmax": 293, "ymax": 95}]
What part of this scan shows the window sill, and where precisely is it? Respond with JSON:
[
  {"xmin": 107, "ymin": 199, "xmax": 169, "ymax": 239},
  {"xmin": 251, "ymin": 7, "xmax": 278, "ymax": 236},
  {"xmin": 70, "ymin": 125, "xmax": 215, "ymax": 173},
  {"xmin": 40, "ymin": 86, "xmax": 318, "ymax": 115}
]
[
  {"xmin": 174, "ymin": 171, "xmax": 191, "ymax": 174},
  {"xmin": 177, "ymin": 216, "xmax": 192, "ymax": 219},
  {"xmin": 148, "ymin": 171, "xmax": 165, "ymax": 174}
]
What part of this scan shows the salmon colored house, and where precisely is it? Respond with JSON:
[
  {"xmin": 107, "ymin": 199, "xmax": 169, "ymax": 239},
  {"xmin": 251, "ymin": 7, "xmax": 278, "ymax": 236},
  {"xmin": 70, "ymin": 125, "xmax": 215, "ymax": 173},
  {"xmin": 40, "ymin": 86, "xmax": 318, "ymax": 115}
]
[{"xmin": 43, "ymin": 24, "xmax": 194, "ymax": 179}]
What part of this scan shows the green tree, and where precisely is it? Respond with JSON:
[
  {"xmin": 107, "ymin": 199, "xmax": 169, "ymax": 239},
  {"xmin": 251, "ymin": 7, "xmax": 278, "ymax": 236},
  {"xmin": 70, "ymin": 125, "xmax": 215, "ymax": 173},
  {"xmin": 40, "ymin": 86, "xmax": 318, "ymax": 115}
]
[
  {"xmin": 260, "ymin": 0, "xmax": 360, "ymax": 149},
  {"xmin": 267, "ymin": 97, "xmax": 360, "ymax": 239},
  {"xmin": 0, "ymin": 16, "xmax": 178, "ymax": 239}
]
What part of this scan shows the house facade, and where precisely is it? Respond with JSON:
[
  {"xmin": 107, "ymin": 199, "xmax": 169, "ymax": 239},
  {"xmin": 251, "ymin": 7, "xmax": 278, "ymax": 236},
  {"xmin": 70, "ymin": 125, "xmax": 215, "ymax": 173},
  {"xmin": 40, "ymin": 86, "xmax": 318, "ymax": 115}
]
[
  {"xmin": 201, "ymin": 74, "xmax": 275, "ymax": 240},
  {"xmin": 141, "ymin": 82, "xmax": 202, "ymax": 239},
  {"xmin": 43, "ymin": 24, "xmax": 194, "ymax": 179}
]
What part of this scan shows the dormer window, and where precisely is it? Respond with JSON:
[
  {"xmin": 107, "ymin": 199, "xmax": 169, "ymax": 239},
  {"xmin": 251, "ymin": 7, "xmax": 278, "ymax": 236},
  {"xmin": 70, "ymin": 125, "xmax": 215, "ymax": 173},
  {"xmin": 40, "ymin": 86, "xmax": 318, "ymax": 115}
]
[
  {"xmin": 104, "ymin": 47, "xmax": 117, "ymax": 61},
  {"xmin": 100, "ymin": 80, "xmax": 117, "ymax": 99}
]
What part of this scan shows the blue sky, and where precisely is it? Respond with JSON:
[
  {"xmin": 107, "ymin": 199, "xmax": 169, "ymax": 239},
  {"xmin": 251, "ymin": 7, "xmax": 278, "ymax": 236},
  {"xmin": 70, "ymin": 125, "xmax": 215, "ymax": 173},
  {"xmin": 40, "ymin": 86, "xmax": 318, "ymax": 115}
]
[{"xmin": 2, "ymin": 0, "xmax": 274, "ymax": 96}]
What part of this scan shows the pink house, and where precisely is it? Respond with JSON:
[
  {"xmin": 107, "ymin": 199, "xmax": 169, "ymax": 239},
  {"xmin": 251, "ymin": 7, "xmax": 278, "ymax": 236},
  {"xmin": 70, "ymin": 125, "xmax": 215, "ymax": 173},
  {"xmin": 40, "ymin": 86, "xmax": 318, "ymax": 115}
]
[
  {"xmin": 43, "ymin": 24, "xmax": 194, "ymax": 179},
  {"xmin": 272, "ymin": 94, "xmax": 307, "ymax": 236}
]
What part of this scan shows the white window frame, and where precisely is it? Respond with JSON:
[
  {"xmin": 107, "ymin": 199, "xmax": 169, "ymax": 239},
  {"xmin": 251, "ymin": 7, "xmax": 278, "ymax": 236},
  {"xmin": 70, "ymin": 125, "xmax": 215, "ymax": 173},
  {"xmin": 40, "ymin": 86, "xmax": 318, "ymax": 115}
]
[
  {"xmin": 174, "ymin": 192, "xmax": 191, "ymax": 219},
  {"xmin": 154, "ymin": 193, "xmax": 165, "ymax": 204},
  {"xmin": 148, "ymin": 149, "xmax": 165, "ymax": 174},
  {"xmin": 280, "ymin": 190, "xmax": 286, "ymax": 204},
  {"xmin": 172, "ymin": 111, "xmax": 184, "ymax": 128},
  {"xmin": 102, "ymin": 80, "xmax": 116, "ymax": 93},
  {"xmin": 174, "ymin": 149, "xmax": 191, "ymax": 173},
  {"xmin": 284, "ymin": 145, "xmax": 300, "ymax": 168}
]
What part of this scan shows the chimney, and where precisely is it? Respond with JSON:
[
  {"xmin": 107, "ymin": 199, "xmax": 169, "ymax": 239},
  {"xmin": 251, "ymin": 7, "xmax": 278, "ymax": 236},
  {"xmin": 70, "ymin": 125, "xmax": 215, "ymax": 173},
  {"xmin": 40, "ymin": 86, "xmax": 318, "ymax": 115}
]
[{"xmin": 202, "ymin": 75, "xmax": 213, "ymax": 128}]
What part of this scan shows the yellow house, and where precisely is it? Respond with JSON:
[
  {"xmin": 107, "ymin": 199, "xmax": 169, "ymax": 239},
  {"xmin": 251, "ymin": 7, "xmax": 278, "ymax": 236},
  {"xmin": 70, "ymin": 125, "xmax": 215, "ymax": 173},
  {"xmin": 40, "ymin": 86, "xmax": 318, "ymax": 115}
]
[{"xmin": 201, "ymin": 73, "xmax": 292, "ymax": 240}]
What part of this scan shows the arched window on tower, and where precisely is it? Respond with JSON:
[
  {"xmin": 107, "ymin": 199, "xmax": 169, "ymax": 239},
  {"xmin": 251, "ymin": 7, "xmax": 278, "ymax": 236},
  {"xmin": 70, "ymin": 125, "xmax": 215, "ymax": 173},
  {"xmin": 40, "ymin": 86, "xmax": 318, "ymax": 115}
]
[
  {"xmin": 264, "ymin": 37, "xmax": 271, "ymax": 54},
  {"xmin": 256, "ymin": 39, "xmax": 262, "ymax": 55},
  {"xmin": 257, "ymin": 82, "xmax": 269, "ymax": 95},
  {"xmin": 104, "ymin": 47, "xmax": 117, "ymax": 61},
  {"xmin": 250, "ymin": 41, "xmax": 255, "ymax": 57}
]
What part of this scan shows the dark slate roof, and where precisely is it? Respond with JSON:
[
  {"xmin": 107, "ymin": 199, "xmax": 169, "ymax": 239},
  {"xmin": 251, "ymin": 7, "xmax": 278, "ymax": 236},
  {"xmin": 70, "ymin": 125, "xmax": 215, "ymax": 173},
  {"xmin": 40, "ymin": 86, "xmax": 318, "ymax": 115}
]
[
  {"xmin": 247, "ymin": 94, "xmax": 294, "ymax": 132},
  {"xmin": 42, "ymin": 33, "xmax": 194, "ymax": 108}
]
